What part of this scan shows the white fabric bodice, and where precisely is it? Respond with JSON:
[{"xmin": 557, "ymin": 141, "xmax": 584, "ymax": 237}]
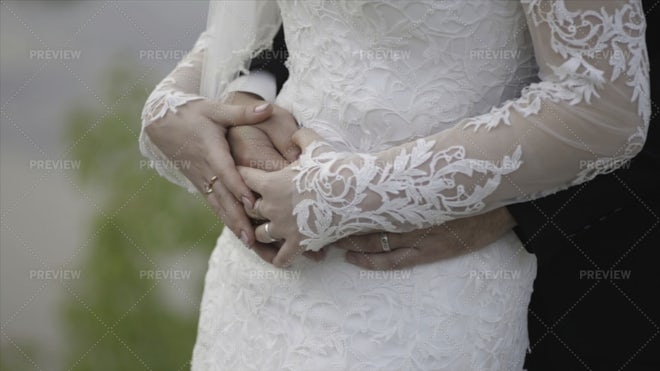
[
  {"xmin": 192, "ymin": 1, "xmax": 540, "ymax": 370},
  {"xmin": 277, "ymin": 0, "xmax": 537, "ymax": 153}
]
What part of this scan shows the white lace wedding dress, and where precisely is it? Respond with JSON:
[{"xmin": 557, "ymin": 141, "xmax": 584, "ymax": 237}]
[{"xmin": 139, "ymin": 1, "xmax": 649, "ymax": 370}]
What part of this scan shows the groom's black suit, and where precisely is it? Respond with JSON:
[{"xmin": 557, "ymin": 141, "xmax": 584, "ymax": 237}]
[
  {"xmin": 510, "ymin": 2, "xmax": 660, "ymax": 368},
  {"xmin": 249, "ymin": 2, "xmax": 659, "ymax": 368}
]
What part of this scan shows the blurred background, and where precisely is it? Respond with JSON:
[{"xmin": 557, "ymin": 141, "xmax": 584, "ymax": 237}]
[{"xmin": 1, "ymin": 1, "xmax": 222, "ymax": 369}]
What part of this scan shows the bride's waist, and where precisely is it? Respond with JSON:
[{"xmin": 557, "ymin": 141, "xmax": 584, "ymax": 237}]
[
  {"xmin": 274, "ymin": 74, "xmax": 519, "ymax": 152},
  {"xmin": 275, "ymin": 82, "xmax": 464, "ymax": 152},
  {"xmin": 211, "ymin": 228, "xmax": 532, "ymax": 289}
]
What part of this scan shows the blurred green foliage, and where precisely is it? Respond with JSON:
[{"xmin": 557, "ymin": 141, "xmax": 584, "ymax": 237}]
[{"xmin": 58, "ymin": 64, "xmax": 220, "ymax": 370}]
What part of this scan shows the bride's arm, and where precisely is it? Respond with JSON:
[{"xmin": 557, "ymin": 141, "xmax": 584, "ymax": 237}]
[
  {"xmin": 140, "ymin": 1, "xmax": 286, "ymax": 246},
  {"xmin": 139, "ymin": 31, "xmax": 210, "ymax": 191},
  {"xmin": 240, "ymin": 0, "xmax": 650, "ymax": 264}
]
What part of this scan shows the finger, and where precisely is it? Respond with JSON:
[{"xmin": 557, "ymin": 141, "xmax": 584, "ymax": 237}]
[
  {"xmin": 303, "ymin": 249, "xmax": 327, "ymax": 262},
  {"xmin": 291, "ymin": 128, "xmax": 325, "ymax": 151},
  {"xmin": 333, "ymin": 233, "xmax": 384, "ymax": 253},
  {"xmin": 210, "ymin": 182, "xmax": 255, "ymax": 246},
  {"xmin": 254, "ymin": 222, "xmax": 281, "ymax": 244},
  {"xmin": 204, "ymin": 101, "xmax": 273, "ymax": 127},
  {"xmin": 250, "ymin": 146, "xmax": 290, "ymax": 171},
  {"xmin": 234, "ymin": 143, "xmax": 289, "ymax": 171},
  {"xmin": 279, "ymin": 134, "xmax": 302, "ymax": 164},
  {"xmin": 345, "ymin": 248, "xmax": 420, "ymax": 271},
  {"xmin": 206, "ymin": 138, "xmax": 257, "ymax": 208},
  {"xmin": 228, "ymin": 127, "xmax": 290, "ymax": 171},
  {"xmin": 250, "ymin": 241, "xmax": 280, "ymax": 264},
  {"xmin": 237, "ymin": 166, "xmax": 269, "ymax": 195},
  {"xmin": 257, "ymin": 117, "xmax": 301, "ymax": 163},
  {"xmin": 334, "ymin": 233, "xmax": 401, "ymax": 253},
  {"xmin": 203, "ymin": 187, "xmax": 226, "ymax": 222},
  {"xmin": 245, "ymin": 198, "xmax": 266, "ymax": 220},
  {"xmin": 273, "ymin": 240, "xmax": 305, "ymax": 268}
]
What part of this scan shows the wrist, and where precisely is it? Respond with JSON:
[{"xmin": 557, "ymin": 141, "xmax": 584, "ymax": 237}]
[
  {"xmin": 467, "ymin": 208, "xmax": 516, "ymax": 249},
  {"xmin": 497, "ymin": 207, "xmax": 516, "ymax": 229}
]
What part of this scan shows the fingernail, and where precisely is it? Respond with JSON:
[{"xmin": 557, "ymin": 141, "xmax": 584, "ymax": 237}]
[
  {"xmin": 241, "ymin": 195, "xmax": 253, "ymax": 209},
  {"xmin": 254, "ymin": 103, "xmax": 270, "ymax": 113},
  {"xmin": 240, "ymin": 230, "xmax": 250, "ymax": 247}
]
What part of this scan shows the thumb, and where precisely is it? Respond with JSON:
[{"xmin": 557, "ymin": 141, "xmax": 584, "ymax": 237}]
[
  {"xmin": 237, "ymin": 166, "xmax": 268, "ymax": 195},
  {"xmin": 273, "ymin": 240, "xmax": 305, "ymax": 268},
  {"xmin": 205, "ymin": 101, "xmax": 273, "ymax": 127},
  {"xmin": 291, "ymin": 128, "xmax": 325, "ymax": 152}
]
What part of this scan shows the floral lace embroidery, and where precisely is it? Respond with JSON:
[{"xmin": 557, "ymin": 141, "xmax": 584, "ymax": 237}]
[
  {"xmin": 293, "ymin": 140, "xmax": 522, "ymax": 252},
  {"xmin": 291, "ymin": 0, "xmax": 649, "ymax": 251},
  {"xmin": 138, "ymin": 33, "xmax": 210, "ymax": 192}
]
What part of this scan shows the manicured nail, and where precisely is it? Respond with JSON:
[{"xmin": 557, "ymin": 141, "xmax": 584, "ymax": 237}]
[
  {"xmin": 254, "ymin": 103, "xmax": 270, "ymax": 113},
  {"xmin": 241, "ymin": 195, "xmax": 253, "ymax": 209},
  {"xmin": 240, "ymin": 230, "xmax": 250, "ymax": 247}
]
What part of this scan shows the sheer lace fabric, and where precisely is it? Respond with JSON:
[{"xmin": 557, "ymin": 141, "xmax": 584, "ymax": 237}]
[
  {"xmin": 290, "ymin": 0, "xmax": 650, "ymax": 251},
  {"xmin": 139, "ymin": 32, "xmax": 210, "ymax": 192},
  {"xmin": 139, "ymin": 1, "xmax": 280, "ymax": 193}
]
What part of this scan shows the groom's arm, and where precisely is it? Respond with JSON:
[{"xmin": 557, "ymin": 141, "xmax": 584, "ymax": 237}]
[
  {"xmin": 248, "ymin": 26, "xmax": 289, "ymax": 93},
  {"xmin": 225, "ymin": 26, "xmax": 288, "ymax": 102}
]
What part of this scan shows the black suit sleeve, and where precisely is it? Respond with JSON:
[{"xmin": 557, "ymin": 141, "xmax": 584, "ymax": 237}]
[
  {"xmin": 248, "ymin": 26, "xmax": 289, "ymax": 93},
  {"xmin": 507, "ymin": 142, "xmax": 660, "ymax": 260}
]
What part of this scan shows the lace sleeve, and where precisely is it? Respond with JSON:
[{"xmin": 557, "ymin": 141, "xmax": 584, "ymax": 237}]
[
  {"xmin": 293, "ymin": 0, "xmax": 651, "ymax": 252},
  {"xmin": 138, "ymin": 32, "xmax": 211, "ymax": 192},
  {"xmin": 139, "ymin": 1, "xmax": 282, "ymax": 192}
]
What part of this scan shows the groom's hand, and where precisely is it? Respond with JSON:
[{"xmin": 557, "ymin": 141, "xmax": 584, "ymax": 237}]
[
  {"xmin": 334, "ymin": 208, "xmax": 517, "ymax": 270},
  {"xmin": 227, "ymin": 92, "xmax": 330, "ymax": 263},
  {"xmin": 226, "ymin": 92, "xmax": 300, "ymax": 170}
]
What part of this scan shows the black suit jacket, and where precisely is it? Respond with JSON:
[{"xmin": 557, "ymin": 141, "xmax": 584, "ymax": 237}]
[
  {"xmin": 509, "ymin": 1, "xmax": 660, "ymax": 369},
  {"xmin": 249, "ymin": 2, "xmax": 660, "ymax": 369}
]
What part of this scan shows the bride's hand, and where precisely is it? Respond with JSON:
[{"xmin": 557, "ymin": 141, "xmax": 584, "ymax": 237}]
[
  {"xmin": 226, "ymin": 94, "xmax": 325, "ymax": 263},
  {"xmin": 238, "ymin": 128, "xmax": 333, "ymax": 267},
  {"xmin": 333, "ymin": 207, "xmax": 516, "ymax": 270},
  {"xmin": 145, "ymin": 95, "xmax": 273, "ymax": 245}
]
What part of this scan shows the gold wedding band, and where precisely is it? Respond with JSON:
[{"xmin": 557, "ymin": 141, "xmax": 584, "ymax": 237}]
[
  {"xmin": 379, "ymin": 232, "xmax": 391, "ymax": 252},
  {"xmin": 205, "ymin": 175, "xmax": 219, "ymax": 194}
]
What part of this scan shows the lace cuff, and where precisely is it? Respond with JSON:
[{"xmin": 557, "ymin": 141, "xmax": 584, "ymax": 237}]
[
  {"xmin": 293, "ymin": 0, "xmax": 650, "ymax": 251},
  {"xmin": 138, "ymin": 32, "xmax": 211, "ymax": 192}
]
